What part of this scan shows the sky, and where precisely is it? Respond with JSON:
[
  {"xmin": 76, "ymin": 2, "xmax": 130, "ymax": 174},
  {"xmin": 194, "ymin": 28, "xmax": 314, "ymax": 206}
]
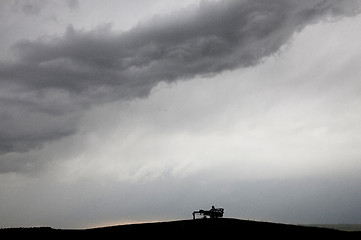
[{"xmin": 1, "ymin": 0, "xmax": 361, "ymax": 229}]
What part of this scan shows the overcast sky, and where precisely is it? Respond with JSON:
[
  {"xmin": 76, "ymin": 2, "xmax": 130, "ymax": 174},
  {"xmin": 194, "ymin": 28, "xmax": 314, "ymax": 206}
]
[{"xmin": 1, "ymin": 0, "xmax": 361, "ymax": 229}]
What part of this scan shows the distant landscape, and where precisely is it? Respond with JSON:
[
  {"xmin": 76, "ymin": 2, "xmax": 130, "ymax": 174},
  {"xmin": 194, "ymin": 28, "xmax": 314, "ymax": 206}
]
[
  {"xmin": 1, "ymin": 218, "xmax": 361, "ymax": 238},
  {"xmin": 308, "ymin": 224, "xmax": 361, "ymax": 232}
]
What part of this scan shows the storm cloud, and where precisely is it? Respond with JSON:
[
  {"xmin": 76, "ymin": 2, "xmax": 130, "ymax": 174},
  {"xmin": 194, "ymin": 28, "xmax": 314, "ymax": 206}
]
[{"xmin": 1, "ymin": 0, "xmax": 361, "ymax": 172}]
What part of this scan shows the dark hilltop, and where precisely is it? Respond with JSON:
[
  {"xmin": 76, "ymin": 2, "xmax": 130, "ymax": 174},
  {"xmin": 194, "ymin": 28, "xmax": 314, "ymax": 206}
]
[{"xmin": 1, "ymin": 218, "xmax": 361, "ymax": 238}]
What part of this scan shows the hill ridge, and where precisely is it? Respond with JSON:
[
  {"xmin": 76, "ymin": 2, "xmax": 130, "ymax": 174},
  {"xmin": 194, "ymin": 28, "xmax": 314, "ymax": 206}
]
[{"xmin": 2, "ymin": 218, "xmax": 361, "ymax": 238}]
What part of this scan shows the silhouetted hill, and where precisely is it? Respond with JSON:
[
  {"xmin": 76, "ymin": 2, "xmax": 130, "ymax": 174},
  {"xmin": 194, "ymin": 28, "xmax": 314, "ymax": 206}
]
[{"xmin": 2, "ymin": 218, "xmax": 361, "ymax": 238}]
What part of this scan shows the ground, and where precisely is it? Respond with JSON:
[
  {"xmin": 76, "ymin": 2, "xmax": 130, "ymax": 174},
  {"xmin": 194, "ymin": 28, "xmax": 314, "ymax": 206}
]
[{"xmin": 1, "ymin": 218, "xmax": 360, "ymax": 238}]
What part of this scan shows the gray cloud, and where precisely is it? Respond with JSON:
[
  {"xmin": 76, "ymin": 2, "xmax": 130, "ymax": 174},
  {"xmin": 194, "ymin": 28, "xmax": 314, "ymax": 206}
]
[
  {"xmin": 1, "ymin": 0, "xmax": 361, "ymax": 172},
  {"xmin": 66, "ymin": 0, "xmax": 79, "ymax": 10},
  {"xmin": 9, "ymin": 0, "xmax": 78, "ymax": 15}
]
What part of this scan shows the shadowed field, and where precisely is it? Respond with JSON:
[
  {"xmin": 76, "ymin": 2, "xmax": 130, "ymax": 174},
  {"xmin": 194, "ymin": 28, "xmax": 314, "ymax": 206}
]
[{"xmin": 2, "ymin": 218, "xmax": 361, "ymax": 238}]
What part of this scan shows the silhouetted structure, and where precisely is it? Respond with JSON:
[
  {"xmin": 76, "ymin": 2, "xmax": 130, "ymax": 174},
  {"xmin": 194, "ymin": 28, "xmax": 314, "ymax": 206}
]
[{"xmin": 192, "ymin": 206, "xmax": 224, "ymax": 219}]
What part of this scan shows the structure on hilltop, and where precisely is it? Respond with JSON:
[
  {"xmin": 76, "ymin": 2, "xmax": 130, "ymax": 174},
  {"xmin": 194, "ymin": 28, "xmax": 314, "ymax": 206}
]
[{"xmin": 192, "ymin": 206, "xmax": 224, "ymax": 219}]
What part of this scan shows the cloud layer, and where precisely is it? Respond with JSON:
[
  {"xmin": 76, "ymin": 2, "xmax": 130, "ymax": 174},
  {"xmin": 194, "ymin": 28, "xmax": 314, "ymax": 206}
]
[{"xmin": 1, "ymin": 0, "xmax": 361, "ymax": 172}]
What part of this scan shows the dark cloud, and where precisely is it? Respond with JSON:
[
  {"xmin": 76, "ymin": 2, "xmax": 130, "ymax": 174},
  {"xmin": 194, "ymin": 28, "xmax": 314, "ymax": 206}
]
[
  {"xmin": 66, "ymin": 0, "xmax": 79, "ymax": 10},
  {"xmin": 1, "ymin": 0, "xmax": 360, "ymax": 172},
  {"xmin": 16, "ymin": 0, "xmax": 45, "ymax": 16},
  {"xmin": 10, "ymin": 0, "xmax": 78, "ymax": 16}
]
